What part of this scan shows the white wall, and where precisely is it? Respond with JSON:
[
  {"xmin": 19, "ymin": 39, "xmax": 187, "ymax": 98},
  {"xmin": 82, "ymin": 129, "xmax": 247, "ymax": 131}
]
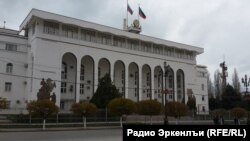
[
  {"xmin": 195, "ymin": 66, "xmax": 209, "ymax": 115},
  {"xmin": 0, "ymin": 34, "xmax": 28, "ymax": 109}
]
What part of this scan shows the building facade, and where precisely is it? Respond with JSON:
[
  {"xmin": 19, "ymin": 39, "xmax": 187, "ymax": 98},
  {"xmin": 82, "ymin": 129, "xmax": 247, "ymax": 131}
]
[{"xmin": 0, "ymin": 9, "xmax": 209, "ymax": 114}]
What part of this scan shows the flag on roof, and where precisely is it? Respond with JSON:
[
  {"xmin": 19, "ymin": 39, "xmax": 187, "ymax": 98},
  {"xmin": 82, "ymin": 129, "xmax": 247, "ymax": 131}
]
[
  {"xmin": 139, "ymin": 7, "xmax": 146, "ymax": 19},
  {"xmin": 127, "ymin": 4, "xmax": 133, "ymax": 15}
]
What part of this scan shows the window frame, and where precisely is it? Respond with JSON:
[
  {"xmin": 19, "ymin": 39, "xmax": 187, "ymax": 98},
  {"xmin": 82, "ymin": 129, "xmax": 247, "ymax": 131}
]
[
  {"xmin": 61, "ymin": 82, "xmax": 67, "ymax": 93},
  {"xmin": 5, "ymin": 82, "xmax": 12, "ymax": 92},
  {"xmin": 6, "ymin": 63, "xmax": 13, "ymax": 73}
]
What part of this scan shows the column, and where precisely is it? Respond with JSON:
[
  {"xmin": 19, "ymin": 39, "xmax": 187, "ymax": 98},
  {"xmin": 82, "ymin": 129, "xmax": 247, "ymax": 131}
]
[
  {"xmin": 55, "ymin": 60, "xmax": 61, "ymax": 107},
  {"xmin": 151, "ymin": 67, "xmax": 154, "ymax": 100},
  {"xmin": 174, "ymin": 69, "xmax": 177, "ymax": 102},
  {"xmin": 75, "ymin": 57, "xmax": 81, "ymax": 103},
  {"xmin": 110, "ymin": 60, "xmax": 114, "ymax": 82},
  {"xmin": 94, "ymin": 59, "xmax": 99, "ymax": 92},
  {"xmin": 162, "ymin": 65, "xmax": 166, "ymax": 105},
  {"xmin": 125, "ymin": 63, "xmax": 129, "ymax": 99},
  {"xmin": 138, "ymin": 66, "xmax": 142, "ymax": 102}
]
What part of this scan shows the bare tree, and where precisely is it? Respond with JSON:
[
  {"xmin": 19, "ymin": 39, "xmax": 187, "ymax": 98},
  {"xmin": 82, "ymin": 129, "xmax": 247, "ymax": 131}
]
[
  {"xmin": 207, "ymin": 72, "xmax": 214, "ymax": 98},
  {"xmin": 232, "ymin": 68, "xmax": 241, "ymax": 94},
  {"xmin": 214, "ymin": 69, "xmax": 222, "ymax": 100}
]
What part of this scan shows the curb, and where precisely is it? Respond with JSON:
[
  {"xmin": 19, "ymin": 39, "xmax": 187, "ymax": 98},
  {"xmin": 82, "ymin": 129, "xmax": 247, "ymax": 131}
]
[{"xmin": 0, "ymin": 126, "xmax": 122, "ymax": 132}]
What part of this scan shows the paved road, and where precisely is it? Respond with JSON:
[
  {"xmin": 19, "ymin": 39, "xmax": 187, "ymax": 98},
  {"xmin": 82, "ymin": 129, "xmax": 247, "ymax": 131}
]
[{"xmin": 0, "ymin": 129, "xmax": 122, "ymax": 141}]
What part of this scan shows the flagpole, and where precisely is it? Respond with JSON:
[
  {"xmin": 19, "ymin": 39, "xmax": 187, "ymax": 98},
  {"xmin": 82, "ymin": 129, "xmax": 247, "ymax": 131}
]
[
  {"xmin": 126, "ymin": 0, "xmax": 128, "ymax": 28},
  {"xmin": 138, "ymin": 4, "xmax": 140, "ymax": 23}
]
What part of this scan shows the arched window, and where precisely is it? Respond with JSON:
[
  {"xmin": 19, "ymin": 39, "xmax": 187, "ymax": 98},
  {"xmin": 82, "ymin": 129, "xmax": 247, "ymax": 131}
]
[
  {"xmin": 176, "ymin": 69, "xmax": 185, "ymax": 103},
  {"xmin": 61, "ymin": 62, "xmax": 67, "ymax": 79},
  {"xmin": 6, "ymin": 63, "xmax": 13, "ymax": 73}
]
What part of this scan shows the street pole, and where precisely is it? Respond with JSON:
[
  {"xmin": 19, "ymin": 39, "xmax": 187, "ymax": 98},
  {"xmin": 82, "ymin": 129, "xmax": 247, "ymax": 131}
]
[
  {"xmin": 84, "ymin": 116, "xmax": 86, "ymax": 129},
  {"xmin": 242, "ymin": 74, "xmax": 250, "ymax": 96},
  {"xmin": 82, "ymin": 110, "xmax": 86, "ymax": 129},
  {"xmin": 43, "ymin": 119, "xmax": 46, "ymax": 130},
  {"xmin": 241, "ymin": 74, "xmax": 250, "ymax": 125},
  {"xmin": 42, "ymin": 108, "xmax": 49, "ymax": 131},
  {"xmin": 163, "ymin": 61, "xmax": 170, "ymax": 125}
]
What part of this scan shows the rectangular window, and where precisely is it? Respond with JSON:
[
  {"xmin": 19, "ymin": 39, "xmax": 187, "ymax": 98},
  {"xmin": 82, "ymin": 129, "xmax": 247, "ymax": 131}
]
[
  {"xmin": 81, "ymin": 29, "xmax": 95, "ymax": 42},
  {"xmin": 5, "ymin": 44, "xmax": 17, "ymax": 51},
  {"xmin": 5, "ymin": 82, "xmax": 12, "ymax": 92},
  {"xmin": 6, "ymin": 63, "xmax": 13, "ymax": 73},
  {"xmin": 146, "ymin": 72, "xmax": 150, "ymax": 86},
  {"xmin": 80, "ymin": 83, "xmax": 84, "ymax": 95},
  {"xmin": 141, "ymin": 42, "xmax": 151, "ymax": 52},
  {"xmin": 147, "ymin": 89, "xmax": 151, "ymax": 97},
  {"xmin": 158, "ymin": 74, "xmax": 162, "ymax": 87},
  {"xmin": 113, "ymin": 36, "xmax": 126, "ymax": 48},
  {"xmin": 61, "ymin": 62, "xmax": 67, "ymax": 79},
  {"xmin": 202, "ymin": 106, "xmax": 206, "ymax": 112},
  {"xmin": 60, "ymin": 101, "xmax": 65, "ymax": 110},
  {"xmin": 62, "ymin": 24, "xmax": 78, "ymax": 39},
  {"xmin": 158, "ymin": 94, "xmax": 162, "ymax": 98},
  {"xmin": 43, "ymin": 21, "xmax": 59, "ymax": 35},
  {"xmin": 169, "ymin": 94, "xmax": 173, "ymax": 99},
  {"xmin": 80, "ymin": 65, "xmax": 85, "ymax": 81},
  {"xmin": 167, "ymin": 48, "xmax": 174, "ymax": 57},
  {"xmin": 134, "ymin": 88, "xmax": 137, "ymax": 97},
  {"xmin": 97, "ymin": 33, "xmax": 112, "ymax": 45},
  {"xmin": 61, "ymin": 82, "xmax": 67, "ymax": 93},
  {"xmin": 202, "ymin": 96, "xmax": 205, "ymax": 101},
  {"xmin": 134, "ymin": 71, "xmax": 138, "ymax": 85},
  {"xmin": 153, "ymin": 44, "xmax": 163, "ymax": 55},
  {"xmin": 121, "ymin": 88, "xmax": 125, "ymax": 96},
  {"xmin": 186, "ymin": 51, "xmax": 194, "ymax": 60},
  {"xmin": 164, "ymin": 47, "xmax": 170, "ymax": 56},
  {"xmin": 127, "ymin": 40, "xmax": 139, "ymax": 50},
  {"xmin": 121, "ymin": 70, "xmax": 125, "ymax": 84}
]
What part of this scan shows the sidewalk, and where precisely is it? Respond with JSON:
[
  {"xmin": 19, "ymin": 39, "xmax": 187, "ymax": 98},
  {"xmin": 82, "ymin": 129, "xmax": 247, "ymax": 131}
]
[{"xmin": 0, "ymin": 126, "xmax": 122, "ymax": 132}]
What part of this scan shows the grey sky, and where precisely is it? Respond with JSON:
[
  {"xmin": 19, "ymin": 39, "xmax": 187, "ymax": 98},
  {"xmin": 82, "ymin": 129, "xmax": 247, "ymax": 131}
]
[{"xmin": 1, "ymin": 0, "xmax": 250, "ymax": 87}]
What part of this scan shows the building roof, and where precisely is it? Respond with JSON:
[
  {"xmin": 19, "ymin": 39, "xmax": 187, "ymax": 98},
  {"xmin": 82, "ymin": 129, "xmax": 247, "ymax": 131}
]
[
  {"xmin": 0, "ymin": 28, "xmax": 19, "ymax": 35},
  {"xmin": 20, "ymin": 9, "xmax": 204, "ymax": 54},
  {"xmin": 0, "ymin": 28, "xmax": 27, "ymax": 39},
  {"xmin": 196, "ymin": 65, "xmax": 207, "ymax": 68}
]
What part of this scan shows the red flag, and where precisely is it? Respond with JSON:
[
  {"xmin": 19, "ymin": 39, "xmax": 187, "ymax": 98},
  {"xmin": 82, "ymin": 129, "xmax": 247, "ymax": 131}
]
[
  {"xmin": 127, "ymin": 4, "xmax": 133, "ymax": 15},
  {"xmin": 139, "ymin": 7, "xmax": 146, "ymax": 19}
]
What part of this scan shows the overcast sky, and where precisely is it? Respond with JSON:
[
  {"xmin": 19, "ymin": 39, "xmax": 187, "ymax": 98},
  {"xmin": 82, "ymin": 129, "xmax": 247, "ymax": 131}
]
[{"xmin": 1, "ymin": 0, "xmax": 250, "ymax": 88}]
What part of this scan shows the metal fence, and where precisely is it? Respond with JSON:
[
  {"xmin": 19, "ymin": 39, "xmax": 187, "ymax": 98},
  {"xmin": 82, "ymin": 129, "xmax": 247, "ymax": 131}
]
[{"xmin": 0, "ymin": 109, "xmax": 249, "ymax": 129}]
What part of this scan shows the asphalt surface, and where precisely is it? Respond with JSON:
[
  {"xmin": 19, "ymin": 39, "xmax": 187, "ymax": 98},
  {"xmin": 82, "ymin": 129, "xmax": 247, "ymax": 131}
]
[{"xmin": 0, "ymin": 128, "xmax": 122, "ymax": 141}]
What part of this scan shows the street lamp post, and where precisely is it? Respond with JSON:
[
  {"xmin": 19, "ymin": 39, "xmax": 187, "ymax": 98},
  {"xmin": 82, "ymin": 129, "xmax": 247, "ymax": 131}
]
[
  {"xmin": 42, "ymin": 107, "xmax": 49, "ymax": 130},
  {"xmin": 82, "ymin": 109, "xmax": 86, "ymax": 128},
  {"xmin": 163, "ymin": 61, "xmax": 170, "ymax": 125},
  {"xmin": 242, "ymin": 75, "xmax": 250, "ymax": 96},
  {"xmin": 241, "ymin": 74, "xmax": 250, "ymax": 125}
]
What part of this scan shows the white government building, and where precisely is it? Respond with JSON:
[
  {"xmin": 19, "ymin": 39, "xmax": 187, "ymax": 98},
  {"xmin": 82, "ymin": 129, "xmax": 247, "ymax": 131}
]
[{"xmin": 0, "ymin": 9, "xmax": 209, "ymax": 114}]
